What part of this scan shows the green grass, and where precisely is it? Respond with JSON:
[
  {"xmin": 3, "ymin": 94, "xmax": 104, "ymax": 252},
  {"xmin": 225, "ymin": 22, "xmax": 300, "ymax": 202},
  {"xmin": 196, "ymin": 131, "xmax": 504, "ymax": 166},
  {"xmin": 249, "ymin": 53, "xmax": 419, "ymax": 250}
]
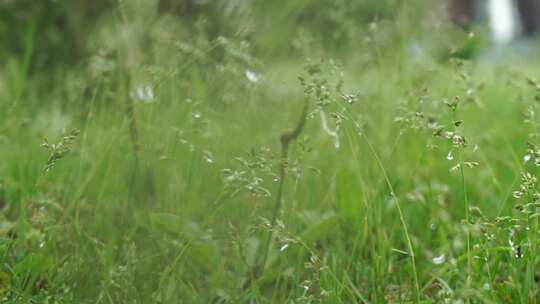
[{"xmin": 3, "ymin": 2, "xmax": 540, "ymax": 303}]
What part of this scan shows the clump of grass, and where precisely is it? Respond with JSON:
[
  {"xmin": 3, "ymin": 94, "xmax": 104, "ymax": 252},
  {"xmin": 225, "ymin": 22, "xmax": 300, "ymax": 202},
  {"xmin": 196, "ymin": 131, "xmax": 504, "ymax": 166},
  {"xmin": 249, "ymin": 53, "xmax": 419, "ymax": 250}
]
[{"xmin": 11, "ymin": 2, "xmax": 540, "ymax": 302}]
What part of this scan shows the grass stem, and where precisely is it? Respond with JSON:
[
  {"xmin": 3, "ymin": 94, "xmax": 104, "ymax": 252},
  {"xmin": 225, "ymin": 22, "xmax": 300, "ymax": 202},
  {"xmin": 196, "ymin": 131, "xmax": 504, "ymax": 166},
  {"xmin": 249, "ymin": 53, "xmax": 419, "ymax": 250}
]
[{"xmin": 257, "ymin": 99, "xmax": 309, "ymax": 277}]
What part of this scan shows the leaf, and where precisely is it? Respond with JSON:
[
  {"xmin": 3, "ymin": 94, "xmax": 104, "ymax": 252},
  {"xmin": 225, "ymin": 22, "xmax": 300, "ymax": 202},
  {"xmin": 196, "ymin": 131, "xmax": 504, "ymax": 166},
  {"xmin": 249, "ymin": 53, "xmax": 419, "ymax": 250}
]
[
  {"xmin": 0, "ymin": 271, "xmax": 10, "ymax": 294},
  {"xmin": 13, "ymin": 253, "xmax": 53, "ymax": 277},
  {"xmin": 149, "ymin": 212, "xmax": 218, "ymax": 273},
  {"xmin": 335, "ymin": 167, "xmax": 364, "ymax": 219},
  {"xmin": 149, "ymin": 212, "xmax": 184, "ymax": 235},
  {"xmin": 300, "ymin": 213, "xmax": 343, "ymax": 243},
  {"xmin": 13, "ymin": 253, "xmax": 53, "ymax": 291},
  {"xmin": 184, "ymin": 241, "xmax": 219, "ymax": 274}
]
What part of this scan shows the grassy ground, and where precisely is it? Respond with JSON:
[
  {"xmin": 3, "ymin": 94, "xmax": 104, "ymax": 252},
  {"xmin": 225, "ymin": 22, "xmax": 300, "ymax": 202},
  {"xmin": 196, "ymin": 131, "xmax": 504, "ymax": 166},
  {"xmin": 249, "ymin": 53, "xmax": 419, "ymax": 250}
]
[{"xmin": 3, "ymin": 2, "xmax": 540, "ymax": 303}]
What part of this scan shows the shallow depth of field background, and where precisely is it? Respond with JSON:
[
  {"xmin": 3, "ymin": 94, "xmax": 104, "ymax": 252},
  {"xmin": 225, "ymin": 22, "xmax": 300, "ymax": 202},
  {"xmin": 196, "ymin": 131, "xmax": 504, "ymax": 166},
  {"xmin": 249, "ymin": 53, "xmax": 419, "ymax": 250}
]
[{"xmin": 2, "ymin": 0, "xmax": 540, "ymax": 303}]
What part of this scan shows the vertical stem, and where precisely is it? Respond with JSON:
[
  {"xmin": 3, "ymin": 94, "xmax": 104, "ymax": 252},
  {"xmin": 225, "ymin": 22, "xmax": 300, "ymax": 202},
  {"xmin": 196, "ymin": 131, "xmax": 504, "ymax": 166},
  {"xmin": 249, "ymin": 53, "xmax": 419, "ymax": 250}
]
[
  {"xmin": 259, "ymin": 143, "xmax": 287, "ymax": 274},
  {"xmin": 258, "ymin": 99, "xmax": 308, "ymax": 277},
  {"xmin": 116, "ymin": 1, "xmax": 139, "ymax": 210},
  {"xmin": 459, "ymin": 150, "xmax": 471, "ymax": 290}
]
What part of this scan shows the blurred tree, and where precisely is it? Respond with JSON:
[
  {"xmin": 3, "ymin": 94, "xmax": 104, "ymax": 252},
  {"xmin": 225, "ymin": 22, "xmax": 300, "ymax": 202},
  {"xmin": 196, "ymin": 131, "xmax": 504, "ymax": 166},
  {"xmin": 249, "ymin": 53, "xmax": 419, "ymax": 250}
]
[
  {"xmin": 447, "ymin": 0, "xmax": 540, "ymax": 37},
  {"xmin": 516, "ymin": 0, "xmax": 540, "ymax": 36},
  {"xmin": 0, "ymin": 0, "xmax": 426, "ymax": 73},
  {"xmin": 0, "ymin": 0, "xmax": 112, "ymax": 70},
  {"xmin": 448, "ymin": 0, "xmax": 475, "ymax": 27}
]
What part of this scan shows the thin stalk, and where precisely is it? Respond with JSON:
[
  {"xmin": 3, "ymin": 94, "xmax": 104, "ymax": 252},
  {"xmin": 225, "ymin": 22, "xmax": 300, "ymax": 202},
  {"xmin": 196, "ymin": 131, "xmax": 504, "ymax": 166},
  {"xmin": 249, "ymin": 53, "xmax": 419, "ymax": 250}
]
[
  {"xmin": 125, "ymin": 76, "xmax": 140, "ymax": 159},
  {"xmin": 258, "ymin": 99, "xmax": 309, "ymax": 277},
  {"xmin": 123, "ymin": 75, "xmax": 140, "ymax": 217},
  {"xmin": 524, "ymin": 191, "xmax": 538, "ymax": 301},
  {"xmin": 116, "ymin": 0, "xmax": 140, "ymax": 210},
  {"xmin": 459, "ymin": 151, "xmax": 472, "ymax": 291},
  {"xmin": 450, "ymin": 103, "xmax": 471, "ymax": 294}
]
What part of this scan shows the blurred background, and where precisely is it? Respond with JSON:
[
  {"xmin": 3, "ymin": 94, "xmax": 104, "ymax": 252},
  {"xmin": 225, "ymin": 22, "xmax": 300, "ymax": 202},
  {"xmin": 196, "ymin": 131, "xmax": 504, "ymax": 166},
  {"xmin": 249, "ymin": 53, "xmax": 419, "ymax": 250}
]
[{"xmin": 2, "ymin": 0, "xmax": 540, "ymax": 104}]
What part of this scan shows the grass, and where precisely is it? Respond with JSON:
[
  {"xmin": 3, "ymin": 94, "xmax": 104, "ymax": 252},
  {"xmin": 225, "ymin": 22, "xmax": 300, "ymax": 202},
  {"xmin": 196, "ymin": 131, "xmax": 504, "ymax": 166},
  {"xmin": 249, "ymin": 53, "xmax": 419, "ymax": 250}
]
[{"xmin": 3, "ymin": 2, "xmax": 540, "ymax": 303}]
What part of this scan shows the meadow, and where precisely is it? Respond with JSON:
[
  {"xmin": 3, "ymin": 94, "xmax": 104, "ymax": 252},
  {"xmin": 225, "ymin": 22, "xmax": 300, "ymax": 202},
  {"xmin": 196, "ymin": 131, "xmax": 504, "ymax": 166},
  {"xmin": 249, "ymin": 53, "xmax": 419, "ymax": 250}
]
[{"xmin": 1, "ymin": 1, "xmax": 540, "ymax": 303}]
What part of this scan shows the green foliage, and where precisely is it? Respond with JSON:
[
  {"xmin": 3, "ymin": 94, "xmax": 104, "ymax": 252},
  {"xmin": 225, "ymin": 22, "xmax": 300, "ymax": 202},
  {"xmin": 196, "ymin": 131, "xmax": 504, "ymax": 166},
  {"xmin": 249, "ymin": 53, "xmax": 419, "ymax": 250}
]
[{"xmin": 3, "ymin": 0, "xmax": 540, "ymax": 303}]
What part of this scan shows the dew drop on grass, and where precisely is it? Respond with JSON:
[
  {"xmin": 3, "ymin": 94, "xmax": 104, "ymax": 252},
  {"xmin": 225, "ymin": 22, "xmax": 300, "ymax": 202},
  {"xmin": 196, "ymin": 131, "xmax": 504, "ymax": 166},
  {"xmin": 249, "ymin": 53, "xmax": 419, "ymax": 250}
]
[
  {"xmin": 524, "ymin": 154, "xmax": 531, "ymax": 162},
  {"xmin": 447, "ymin": 151, "xmax": 454, "ymax": 161}
]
